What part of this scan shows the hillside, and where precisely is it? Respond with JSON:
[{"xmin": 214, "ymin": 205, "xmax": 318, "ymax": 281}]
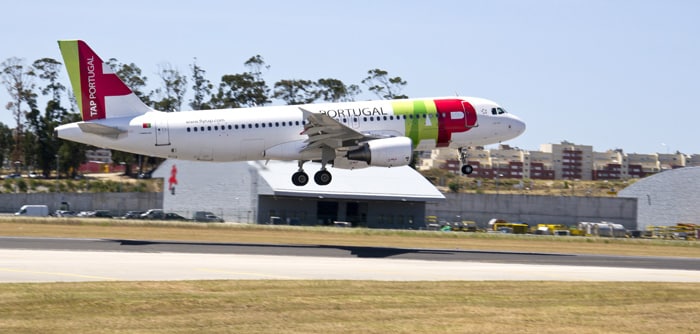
[{"xmin": 419, "ymin": 169, "xmax": 635, "ymax": 197}]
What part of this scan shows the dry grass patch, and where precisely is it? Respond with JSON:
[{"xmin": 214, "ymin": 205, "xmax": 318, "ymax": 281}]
[
  {"xmin": 1, "ymin": 281, "xmax": 699, "ymax": 333},
  {"xmin": 2, "ymin": 217, "xmax": 700, "ymax": 258}
]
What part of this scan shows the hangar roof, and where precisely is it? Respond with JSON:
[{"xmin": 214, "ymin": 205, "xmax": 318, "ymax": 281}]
[{"xmin": 253, "ymin": 161, "xmax": 445, "ymax": 202}]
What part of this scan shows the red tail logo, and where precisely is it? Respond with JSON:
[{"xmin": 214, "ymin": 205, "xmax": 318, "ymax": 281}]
[{"xmin": 77, "ymin": 41, "xmax": 133, "ymax": 121}]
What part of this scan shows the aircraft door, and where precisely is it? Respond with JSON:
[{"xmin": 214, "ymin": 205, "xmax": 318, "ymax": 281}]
[
  {"xmin": 461, "ymin": 101, "xmax": 478, "ymax": 128},
  {"xmin": 349, "ymin": 116, "xmax": 361, "ymax": 129},
  {"xmin": 155, "ymin": 119, "xmax": 170, "ymax": 146}
]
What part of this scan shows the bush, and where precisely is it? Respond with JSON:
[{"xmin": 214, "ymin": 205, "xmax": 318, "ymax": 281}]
[{"xmin": 16, "ymin": 179, "xmax": 28, "ymax": 193}]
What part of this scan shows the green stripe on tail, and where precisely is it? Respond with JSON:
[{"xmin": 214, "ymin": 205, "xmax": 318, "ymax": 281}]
[{"xmin": 57, "ymin": 40, "xmax": 83, "ymax": 117}]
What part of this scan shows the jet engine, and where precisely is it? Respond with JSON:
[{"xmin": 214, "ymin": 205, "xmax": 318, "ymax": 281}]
[{"xmin": 346, "ymin": 137, "xmax": 412, "ymax": 167}]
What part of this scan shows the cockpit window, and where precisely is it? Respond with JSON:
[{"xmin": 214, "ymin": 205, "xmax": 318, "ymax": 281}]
[{"xmin": 492, "ymin": 107, "xmax": 507, "ymax": 115}]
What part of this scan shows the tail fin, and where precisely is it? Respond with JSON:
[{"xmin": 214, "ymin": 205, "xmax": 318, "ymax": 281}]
[{"xmin": 58, "ymin": 40, "xmax": 151, "ymax": 121}]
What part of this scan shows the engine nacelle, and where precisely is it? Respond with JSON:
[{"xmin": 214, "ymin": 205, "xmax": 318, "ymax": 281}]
[{"xmin": 346, "ymin": 137, "xmax": 412, "ymax": 167}]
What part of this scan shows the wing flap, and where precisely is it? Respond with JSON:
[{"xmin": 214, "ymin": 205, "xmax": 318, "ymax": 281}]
[{"xmin": 299, "ymin": 107, "xmax": 366, "ymax": 152}]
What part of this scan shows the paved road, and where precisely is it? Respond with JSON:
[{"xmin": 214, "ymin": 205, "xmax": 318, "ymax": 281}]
[{"xmin": 1, "ymin": 237, "xmax": 699, "ymax": 282}]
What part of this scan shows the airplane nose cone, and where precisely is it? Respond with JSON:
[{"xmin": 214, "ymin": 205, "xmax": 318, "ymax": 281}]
[
  {"xmin": 506, "ymin": 115, "xmax": 526, "ymax": 139},
  {"xmin": 514, "ymin": 117, "xmax": 526, "ymax": 136}
]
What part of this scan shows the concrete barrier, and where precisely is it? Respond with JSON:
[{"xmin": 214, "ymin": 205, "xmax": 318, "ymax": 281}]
[
  {"xmin": 0, "ymin": 192, "xmax": 162, "ymax": 216},
  {"xmin": 426, "ymin": 193, "xmax": 638, "ymax": 230}
]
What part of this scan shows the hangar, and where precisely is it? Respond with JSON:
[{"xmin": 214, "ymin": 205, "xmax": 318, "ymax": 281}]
[
  {"xmin": 152, "ymin": 160, "xmax": 444, "ymax": 228},
  {"xmin": 618, "ymin": 167, "xmax": 700, "ymax": 230}
]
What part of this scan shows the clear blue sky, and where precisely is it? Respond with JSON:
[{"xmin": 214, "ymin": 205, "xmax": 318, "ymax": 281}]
[{"xmin": 1, "ymin": 0, "xmax": 698, "ymax": 154}]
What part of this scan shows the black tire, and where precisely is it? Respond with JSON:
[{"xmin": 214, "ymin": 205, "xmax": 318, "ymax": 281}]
[
  {"xmin": 292, "ymin": 171, "xmax": 309, "ymax": 186},
  {"xmin": 314, "ymin": 170, "xmax": 332, "ymax": 186},
  {"xmin": 461, "ymin": 164, "xmax": 474, "ymax": 175}
]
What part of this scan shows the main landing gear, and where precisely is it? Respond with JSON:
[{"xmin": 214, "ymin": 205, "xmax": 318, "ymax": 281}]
[
  {"xmin": 292, "ymin": 160, "xmax": 333, "ymax": 186},
  {"xmin": 459, "ymin": 147, "xmax": 474, "ymax": 175}
]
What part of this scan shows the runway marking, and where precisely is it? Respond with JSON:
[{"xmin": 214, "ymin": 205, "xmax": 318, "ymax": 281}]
[
  {"xmin": 196, "ymin": 268, "xmax": 300, "ymax": 280},
  {"xmin": 0, "ymin": 267, "xmax": 118, "ymax": 281}
]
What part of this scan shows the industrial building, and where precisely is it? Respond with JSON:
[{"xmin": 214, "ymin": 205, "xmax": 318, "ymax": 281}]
[
  {"xmin": 618, "ymin": 167, "xmax": 700, "ymax": 230},
  {"xmin": 152, "ymin": 160, "xmax": 444, "ymax": 228}
]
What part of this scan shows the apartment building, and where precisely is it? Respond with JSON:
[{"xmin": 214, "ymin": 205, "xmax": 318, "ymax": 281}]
[{"xmin": 420, "ymin": 141, "xmax": 696, "ymax": 180}]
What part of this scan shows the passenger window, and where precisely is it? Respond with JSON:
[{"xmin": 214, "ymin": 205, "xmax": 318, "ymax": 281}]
[
  {"xmin": 187, "ymin": 127, "xmax": 191, "ymax": 132},
  {"xmin": 492, "ymin": 108, "xmax": 497, "ymax": 115}
]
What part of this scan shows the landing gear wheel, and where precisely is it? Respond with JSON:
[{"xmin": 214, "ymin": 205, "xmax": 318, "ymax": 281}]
[
  {"xmin": 461, "ymin": 164, "xmax": 474, "ymax": 175},
  {"xmin": 314, "ymin": 170, "xmax": 332, "ymax": 186},
  {"xmin": 292, "ymin": 171, "xmax": 309, "ymax": 186}
]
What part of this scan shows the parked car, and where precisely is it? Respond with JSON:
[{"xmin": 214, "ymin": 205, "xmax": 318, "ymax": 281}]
[
  {"xmin": 15, "ymin": 205, "xmax": 49, "ymax": 217},
  {"xmin": 54, "ymin": 210, "xmax": 77, "ymax": 217},
  {"xmin": 140, "ymin": 209, "xmax": 164, "ymax": 220},
  {"xmin": 77, "ymin": 210, "xmax": 113, "ymax": 218},
  {"xmin": 163, "ymin": 213, "xmax": 188, "ymax": 221},
  {"xmin": 193, "ymin": 211, "xmax": 224, "ymax": 223},
  {"xmin": 121, "ymin": 211, "xmax": 144, "ymax": 219}
]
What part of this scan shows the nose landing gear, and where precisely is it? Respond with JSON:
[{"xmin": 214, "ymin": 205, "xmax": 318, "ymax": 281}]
[{"xmin": 459, "ymin": 147, "xmax": 474, "ymax": 175}]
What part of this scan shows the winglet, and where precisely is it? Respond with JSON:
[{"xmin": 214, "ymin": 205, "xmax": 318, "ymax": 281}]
[{"xmin": 57, "ymin": 40, "xmax": 151, "ymax": 121}]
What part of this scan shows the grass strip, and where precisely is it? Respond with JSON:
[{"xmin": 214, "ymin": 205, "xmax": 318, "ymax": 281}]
[
  {"xmin": 1, "ymin": 217, "xmax": 700, "ymax": 258},
  {"xmin": 1, "ymin": 281, "xmax": 699, "ymax": 333}
]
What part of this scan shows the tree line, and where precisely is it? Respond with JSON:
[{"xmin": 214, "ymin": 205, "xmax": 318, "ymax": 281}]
[{"xmin": 0, "ymin": 54, "xmax": 409, "ymax": 178}]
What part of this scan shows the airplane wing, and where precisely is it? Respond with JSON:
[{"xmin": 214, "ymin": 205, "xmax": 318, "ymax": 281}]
[{"xmin": 299, "ymin": 107, "xmax": 375, "ymax": 152}]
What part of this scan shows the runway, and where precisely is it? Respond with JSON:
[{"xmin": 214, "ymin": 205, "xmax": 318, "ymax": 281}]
[{"xmin": 1, "ymin": 237, "xmax": 700, "ymax": 282}]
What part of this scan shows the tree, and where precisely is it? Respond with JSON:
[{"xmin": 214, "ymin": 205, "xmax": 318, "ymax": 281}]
[
  {"xmin": 29, "ymin": 58, "xmax": 67, "ymax": 177},
  {"xmin": 0, "ymin": 123, "xmax": 13, "ymax": 167},
  {"xmin": 1, "ymin": 57, "xmax": 36, "ymax": 164},
  {"xmin": 210, "ymin": 72, "xmax": 271, "ymax": 108},
  {"xmin": 361, "ymin": 68, "xmax": 408, "ymax": 100},
  {"xmin": 153, "ymin": 62, "xmax": 187, "ymax": 112},
  {"xmin": 272, "ymin": 79, "xmax": 319, "ymax": 105},
  {"xmin": 244, "ymin": 55, "xmax": 270, "ymax": 83},
  {"xmin": 189, "ymin": 58, "xmax": 213, "ymax": 110},
  {"xmin": 316, "ymin": 78, "xmax": 361, "ymax": 102},
  {"xmin": 209, "ymin": 54, "xmax": 271, "ymax": 109}
]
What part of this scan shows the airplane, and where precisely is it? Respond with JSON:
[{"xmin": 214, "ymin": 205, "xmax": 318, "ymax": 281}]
[{"xmin": 55, "ymin": 40, "xmax": 526, "ymax": 186}]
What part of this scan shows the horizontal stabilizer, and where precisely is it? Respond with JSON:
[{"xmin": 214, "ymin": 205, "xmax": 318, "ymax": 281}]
[{"xmin": 77, "ymin": 122, "xmax": 126, "ymax": 139}]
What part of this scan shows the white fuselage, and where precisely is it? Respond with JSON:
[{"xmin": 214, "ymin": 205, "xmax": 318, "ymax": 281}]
[{"xmin": 56, "ymin": 98, "xmax": 525, "ymax": 163}]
